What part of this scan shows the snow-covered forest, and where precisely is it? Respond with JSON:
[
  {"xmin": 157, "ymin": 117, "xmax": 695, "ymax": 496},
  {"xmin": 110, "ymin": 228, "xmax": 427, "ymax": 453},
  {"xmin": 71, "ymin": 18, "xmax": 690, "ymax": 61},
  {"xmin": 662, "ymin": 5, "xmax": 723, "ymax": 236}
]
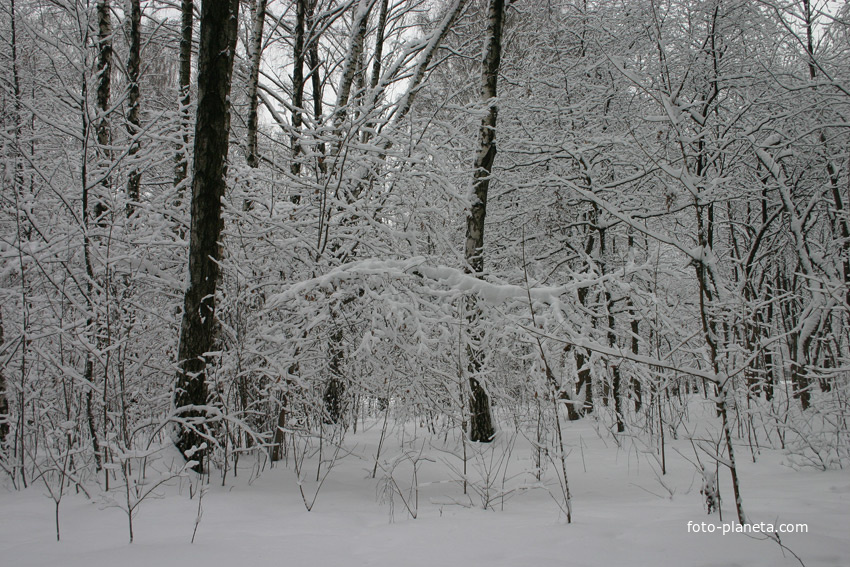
[{"xmin": 1, "ymin": 0, "xmax": 849, "ymax": 565}]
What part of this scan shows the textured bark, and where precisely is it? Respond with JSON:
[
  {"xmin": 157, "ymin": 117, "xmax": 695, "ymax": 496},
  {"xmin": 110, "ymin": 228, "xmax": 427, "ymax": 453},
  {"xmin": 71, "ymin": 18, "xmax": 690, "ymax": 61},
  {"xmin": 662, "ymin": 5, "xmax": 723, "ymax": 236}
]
[
  {"xmin": 611, "ymin": 365, "xmax": 624, "ymax": 432},
  {"xmin": 246, "ymin": 0, "xmax": 266, "ymax": 171},
  {"xmin": 307, "ymin": 0, "xmax": 327, "ymax": 175},
  {"xmin": 290, "ymin": 0, "xmax": 307, "ymax": 184},
  {"xmin": 174, "ymin": 0, "xmax": 240, "ymax": 470},
  {"xmin": 331, "ymin": 0, "xmax": 373, "ymax": 138},
  {"xmin": 369, "ymin": 0, "xmax": 388, "ymax": 92},
  {"xmin": 174, "ymin": 0, "xmax": 193, "ymax": 195},
  {"xmin": 464, "ymin": 0, "xmax": 504, "ymax": 443},
  {"xmin": 94, "ymin": 0, "xmax": 113, "ymax": 223},
  {"xmin": 242, "ymin": 0, "xmax": 267, "ymax": 211},
  {"xmin": 630, "ymin": 310, "xmax": 641, "ymax": 413},
  {"xmin": 125, "ymin": 0, "xmax": 142, "ymax": 216},
  {"xmin": 358, "ymin": 0, "xmax": 388, "ymax": 147},
  {"xmin": 573, "ymin": 348, "xmax": 593, "ymax": 415}
]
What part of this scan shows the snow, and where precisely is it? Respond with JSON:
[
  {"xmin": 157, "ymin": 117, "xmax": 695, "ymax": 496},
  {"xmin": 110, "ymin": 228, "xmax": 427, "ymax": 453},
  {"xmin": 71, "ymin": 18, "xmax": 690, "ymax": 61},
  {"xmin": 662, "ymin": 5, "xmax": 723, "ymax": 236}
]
[{"xmin": 2, "ymin": 400, "xmax": 848, "ymax": 567}]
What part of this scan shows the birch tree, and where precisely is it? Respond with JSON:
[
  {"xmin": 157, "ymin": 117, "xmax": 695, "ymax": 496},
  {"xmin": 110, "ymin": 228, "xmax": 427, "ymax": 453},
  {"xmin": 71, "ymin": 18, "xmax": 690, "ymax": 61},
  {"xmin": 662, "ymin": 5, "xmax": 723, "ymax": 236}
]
[{"xmin": 464, "ymin": 0, "xmax": 504, "ymax": 443}]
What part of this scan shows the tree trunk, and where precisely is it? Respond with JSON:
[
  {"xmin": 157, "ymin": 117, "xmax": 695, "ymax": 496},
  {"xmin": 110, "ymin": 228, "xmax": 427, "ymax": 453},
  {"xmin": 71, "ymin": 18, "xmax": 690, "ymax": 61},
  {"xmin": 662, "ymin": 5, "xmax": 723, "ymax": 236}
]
[
  {"xmin": 464, "ymin": 0, "xmax": 504, "ymax": 443},
  {"xmin": 243, "ymin": 0, "xmax": 267, "ymax": 211},
  {"xmin": 174, "ymin": 0, "xmax": 240, "ymax": 471},
  {"xmin": 630, "ymin": 304, "xmax": 641, "ymax": 413},
  {"xmin": 307, "ymin": 0, "xmax": 327, "ymax": 175},
  {"xmin": 290, "ymin": 0, "xmax": 307, "ymax": 186},
  {"xmin": 331, "ymin": 0, "xmax": 373, "ymax": 140},
  {"xmin": 323, "ymin": 324, "xmax": 346, "ymax": 424},
  {"xmin": 174, "ymin": 0, "xmax": 193, "ymax": 197},
  {"xmin": 246, "ymin": 0, "xmax": 266, "ymax": 171},
  {"xmin": 125, "ymin": 0, "xmax": 142, "ymax": 216},
  {"xmin": 94, "ymin": 0, "xmax": 113, "ymax": 224},
  {"xmin": 369, "ymin": 0, "xmax": 388, "ymax": 92},
  {"xmin": 599, "ymin": 233, "xmax": 626, "ymax": 433}
]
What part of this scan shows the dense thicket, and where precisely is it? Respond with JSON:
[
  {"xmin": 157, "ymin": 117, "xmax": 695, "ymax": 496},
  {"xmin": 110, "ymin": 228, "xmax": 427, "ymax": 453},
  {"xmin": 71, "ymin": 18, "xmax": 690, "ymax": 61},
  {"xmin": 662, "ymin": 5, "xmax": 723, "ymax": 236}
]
[{"xmin": 1, "ymin": 0, "xmax": 848, "ymax": 525}]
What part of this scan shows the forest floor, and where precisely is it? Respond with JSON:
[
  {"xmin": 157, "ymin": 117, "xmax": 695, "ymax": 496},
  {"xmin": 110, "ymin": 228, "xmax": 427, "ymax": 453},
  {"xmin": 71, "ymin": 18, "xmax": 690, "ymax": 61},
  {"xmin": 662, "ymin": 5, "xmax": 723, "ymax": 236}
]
[{"xmin": 2, "ymin": 397, "xmax": 848, "ymax": 567}]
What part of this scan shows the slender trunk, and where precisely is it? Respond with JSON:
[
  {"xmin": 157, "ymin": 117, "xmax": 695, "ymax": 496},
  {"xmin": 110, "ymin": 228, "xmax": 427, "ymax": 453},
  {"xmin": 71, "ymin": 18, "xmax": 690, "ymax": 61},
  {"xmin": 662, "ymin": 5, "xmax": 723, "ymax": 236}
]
[
  {"xmin": 630, "ymin": 302, "xmax": 641, "ymax": 412},
  {"xmin": 601, "ymin": 232, "xmax": 624, "ymax": 433},
  {"xmin": 695, "ymin": 247, "xmax": 748, "ymax": 524},
  {"xmin": 246, "ymin": 0, "xmax": 266, "ymax": 170},
  {"xmin": 175, "ymin": 0, "xmax": 193, "ymax": 198},
  {"xmin": 307, "ymin": 1, "xmax": 327, "ymax": 175},
  {"xmin": 2, "ymin": 0, "xmax": 22, "ymax": 450},
  {"xmin": 243, "ymin": 0, "xmax": 267, "ymax": 211},
  {"xmin": 94, "ymin": 0, "xmax": 113, "ymax": 224},
  {"xmin": 271, "ymin": 391, "xmax": 288, "ymax": 462},
  {"xmin": 290, "ymin": 0, "xmax": 307, "ymax": 187},
  {"xmin": 78, "ymin": 41, "xmax": 103, "ymax": 472},
  {"xmin": 369, "ymin": 0, "xmax": 388, "ymax": 92},
  {"xmin": 331, "ymin": 0, "xmax": 373, "ymax": 142},
  {"xmin": 574, "ymin": 283, "xmax": 594, "ymax": 416},
  {"xmin": 360, "ymin": 0, "xmax": 388, "ymax": 147},
  {"xmin": 323, "ymin": 325, "xmax": 346, "ymax": 424},
  {"xmin": 464, "ymin": 0, "xmax": 504, "ymax": 443},
  {"xmin": 174, "ymin": 0, "xmax": 240, "ymax": 471},
  {"xmin": 125, "ymin": 0, "xmax": 142, "ymax": 216}
]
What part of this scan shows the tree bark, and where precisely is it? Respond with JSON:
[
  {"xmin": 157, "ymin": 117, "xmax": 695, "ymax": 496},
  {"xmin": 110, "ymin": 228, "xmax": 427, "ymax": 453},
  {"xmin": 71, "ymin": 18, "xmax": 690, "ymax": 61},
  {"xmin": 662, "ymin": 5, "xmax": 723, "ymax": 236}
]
[
  {"xmin": 307, "ymin": 0, "xmax": 327, "ymax": 175},
  {"xmin": 94, "ymin": 0, "xmax": 113, "ymax": 224},
  {"xmin": 331, "ymin": 0, "xmax": 373, "ymax": 141},
  {"xmin": 464, "ymin": 0, "xmax": 504, "ymax": 443},
  {"xmin": 174, "ymin": 0, "xmax": 193, "ymax": 197},
  {"xmin": 243, "ymin": 0, "xmax": 267, "ymax": 211},
  {"xmin": 629, "ymin": 298, "xmax": 641, "ymax": 412},
  {"xmin": 174, "ymin": 0, "xmax": 240, "ymax": 471},
  {"xmin": 125, "ymin": 0, "xmax": 142, "ymax": 216},
  {"xmin": 246, "ymin": 0, "xmax": 266, "ymax": 171},
  {"xmin": 290, "ymin": 0, "xmax": 307, "ymax": 185}
]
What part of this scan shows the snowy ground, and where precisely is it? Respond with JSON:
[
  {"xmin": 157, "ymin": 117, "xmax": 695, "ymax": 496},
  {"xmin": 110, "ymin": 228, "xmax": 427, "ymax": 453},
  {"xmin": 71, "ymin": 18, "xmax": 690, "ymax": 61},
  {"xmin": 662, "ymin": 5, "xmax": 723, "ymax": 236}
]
[{"xmin": 2, "ymin": 400, "xmax": 849, "ymax": 567}]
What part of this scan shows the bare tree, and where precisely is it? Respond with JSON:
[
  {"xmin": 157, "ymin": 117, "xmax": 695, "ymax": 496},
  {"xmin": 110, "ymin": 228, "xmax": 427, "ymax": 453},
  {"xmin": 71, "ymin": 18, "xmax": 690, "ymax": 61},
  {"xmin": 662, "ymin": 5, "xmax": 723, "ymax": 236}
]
[
  {"xmin": 174, "ymin": 0, "xmax": 240, "ymax": 470},
  {"xmin": 174, "ymin": 0, "xmax": 193, "ymax": 197},
  {"xmin": 125, "ymin": 0, "xmax": 142, "ymax": 216},
  {"xmin": 464, "ymin": 0, "xmax": 505, "ymax": 443}
]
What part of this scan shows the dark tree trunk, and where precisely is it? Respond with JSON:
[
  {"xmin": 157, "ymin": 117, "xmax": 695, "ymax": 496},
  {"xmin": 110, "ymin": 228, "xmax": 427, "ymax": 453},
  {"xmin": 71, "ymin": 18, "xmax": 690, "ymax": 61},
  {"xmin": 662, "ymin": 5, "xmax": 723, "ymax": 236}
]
[
  {"xmin": 369, "ymin": 0, "xmax": 389, "ymax": 93},
  {"xmin": 604, "ymin": 277, "xmax": 624, "ymax": 433},
  {"xmin": 174, "ymin": 0, "xmax": 193, "ymax": 196},
  {"xmin": 611, "ymin": 365, "xmax": 624, "ymax": 433},
  {"xmin": 358, "ymin": 0, "xmax": 388, "ymax": 146},
  {"xmin": 290, "ymin": 0, "xmax": 307, "ymax": 186},
  {"xmin": 174, "ymin": 0, "xmax": 240, "ymax": 471},
  {"xmin": 94, "ymin": 0, "xmax": 113, "ymax": 224},
  {"xmin": 630, "ymin": 308, "xmax": 642, "ymax": 413},
  {"xmin": 271, "ymin": 392, "xmax": 288, "ymax": 462},
  {"xmin": 125, "ymin": 0, "xmax": 142, "ymax": 216},
  {"xmin": 307, "ymin": 0, "xmax": 327, "ymax": 175},
  {"xmin": 243, "ymin": 0, "xmax": 267, "ymax": 211},
  {"xmin": 323, "ymin": 323, "xmax": 346, "ymax": 424},
  {"xmin": 464, "ymin": 0, "xmax": 504, "ymax": 443},
  {"xmin": 574, "ymin": 348, "xmax": 593, "ymax": 416}
]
